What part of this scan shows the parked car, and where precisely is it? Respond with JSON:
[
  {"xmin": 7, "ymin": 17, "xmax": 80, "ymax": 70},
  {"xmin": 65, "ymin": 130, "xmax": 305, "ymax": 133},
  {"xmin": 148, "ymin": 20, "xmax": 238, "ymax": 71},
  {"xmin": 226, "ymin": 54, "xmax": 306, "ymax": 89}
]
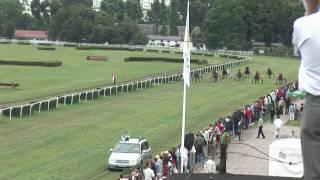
[{"xmin": 108, "ymin": 136, "xmax": 151, "ymax": 170}]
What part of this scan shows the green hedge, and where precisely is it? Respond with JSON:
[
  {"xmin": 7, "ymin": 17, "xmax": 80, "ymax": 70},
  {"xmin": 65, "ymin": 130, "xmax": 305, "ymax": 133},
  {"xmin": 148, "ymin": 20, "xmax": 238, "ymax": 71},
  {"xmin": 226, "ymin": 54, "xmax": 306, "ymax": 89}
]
[
  {"xmin": 75, "ymin": 46, "xmax": 91, "ymax": 50},
  {"xmin": 146, "ymin": 49, "xmax": 159, "ymax": 53},
  {"xmin": 0, "ymin": 41, "xmax": 11, "ymax": 44},
  {"xmin": 0, "ymin": 60, "xmax": 62, "ymax": 67},
  {"xmin": 38, "ymin": 43, "xmax": 52, "ymax": 46},
  {"xmin": 17, "ymin": 42, "xmax": 31, "ymax": 45},
  {"xmin": 124, "ymin": 57, "xmax": 208, "ymax": 65},
  {"xmin": 63, "ymin": 43, "xmax": 77, "ymax": 47},
  {"xmin": 38, "ymin": 46, "xmax": 56, "ymax": 50}
]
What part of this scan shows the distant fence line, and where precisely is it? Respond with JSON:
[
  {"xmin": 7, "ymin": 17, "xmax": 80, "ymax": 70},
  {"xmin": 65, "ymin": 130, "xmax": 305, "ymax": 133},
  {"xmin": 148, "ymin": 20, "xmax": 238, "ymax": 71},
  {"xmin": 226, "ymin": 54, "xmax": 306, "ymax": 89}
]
[
  {"xmin": 0, "ymin": 39, "xmax": 253, "ymax": 57},
  {"xmin": 0, "ymin": 56, "xmax": 251, "ymax": 119}
]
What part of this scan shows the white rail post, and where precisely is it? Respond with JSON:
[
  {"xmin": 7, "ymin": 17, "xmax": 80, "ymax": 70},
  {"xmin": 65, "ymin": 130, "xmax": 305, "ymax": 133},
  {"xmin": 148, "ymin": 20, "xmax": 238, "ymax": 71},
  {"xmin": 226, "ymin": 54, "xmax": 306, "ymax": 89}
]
[
  {"xmin": 91, "ymin": 91, "xmax": 94, "ymax": 100},
  {"xmin": 20, "ymin": 106, "xmax": 23, "ymax": 118},
  {"xmin": 64, "ymin": 96, "xmax": 67, "ymax": 105},
  {"xmin": 10, "ymin": 108, "xmax": 12, "ymax": 120},
  {"xmin": 47, "ymin": 100, "xmax": 50, "ymax": 111},
  {"xmin": 71, "ymin": 95, "xmax": 74, "ymax": 105},
  {"xmin": 30, "ymin": 104, "xmax": 33, "ymax": 115},
  {"xmin": 39, "ymin": 102, "xmax": 42, "ymax": 113}
]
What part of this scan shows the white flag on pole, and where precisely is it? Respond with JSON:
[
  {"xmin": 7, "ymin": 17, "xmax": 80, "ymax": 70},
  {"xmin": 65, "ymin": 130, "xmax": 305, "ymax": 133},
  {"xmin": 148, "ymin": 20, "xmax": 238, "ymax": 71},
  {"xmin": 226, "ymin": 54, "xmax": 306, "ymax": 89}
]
[{"xmin": 183, "ymin": 1, "xmax": 191, "ymax": 87}]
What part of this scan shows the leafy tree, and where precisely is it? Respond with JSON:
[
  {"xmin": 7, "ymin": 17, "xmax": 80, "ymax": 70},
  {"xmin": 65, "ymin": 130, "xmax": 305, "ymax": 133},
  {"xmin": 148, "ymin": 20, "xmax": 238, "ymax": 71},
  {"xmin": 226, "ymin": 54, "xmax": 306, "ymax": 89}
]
[
  {"xmin": 148, "ymin": 0, "xmax": 161, "ymax": 34},
  {"xmin": 125, "ymin": 0, "xmax": 143, "ymax": 22},
  {"xmin": 191, "ymin": 26, "xmax": 203, "ymax": 49},
  {"xmin": 101, "ymin": 0, "xmax": 125, "ymax": 21},
  {"xmin": 130, "ymin": 32, "xmax": 149, "ymax": 45},
  {"xmin": 0, "ymin": 0, "xmax": 25, "ymax": 38},
  {"xmin": 169, "ymin": 0, "xmax": 179, "ymax": 35}
]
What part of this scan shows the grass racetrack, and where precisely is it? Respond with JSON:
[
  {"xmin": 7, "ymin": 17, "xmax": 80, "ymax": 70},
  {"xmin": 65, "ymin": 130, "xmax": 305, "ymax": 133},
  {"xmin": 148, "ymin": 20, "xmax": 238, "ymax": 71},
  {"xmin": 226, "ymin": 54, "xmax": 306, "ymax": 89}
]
[
  {"xmin": 0, "ymin": 50, "xmax": 300, "ymax": 179},
  {"xmin": 0, "ymin": 44, "xmax": 225, "ymax": 105}
]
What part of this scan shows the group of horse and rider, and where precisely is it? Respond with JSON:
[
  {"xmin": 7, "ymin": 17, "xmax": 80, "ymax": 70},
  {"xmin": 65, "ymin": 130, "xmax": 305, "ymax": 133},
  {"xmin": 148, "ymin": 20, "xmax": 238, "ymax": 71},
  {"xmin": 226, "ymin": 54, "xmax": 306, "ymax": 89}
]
[{"xmin": 191, "ymin": 66, "xmax": 286, "ymax": 84}]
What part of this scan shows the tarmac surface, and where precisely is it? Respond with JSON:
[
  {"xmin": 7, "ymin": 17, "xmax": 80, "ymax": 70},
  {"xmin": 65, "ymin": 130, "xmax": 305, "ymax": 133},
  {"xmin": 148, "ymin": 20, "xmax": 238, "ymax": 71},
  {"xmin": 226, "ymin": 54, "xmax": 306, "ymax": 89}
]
[{"xmin": 193, "ymin": 103, "xmax": 302, "ymax": 176}]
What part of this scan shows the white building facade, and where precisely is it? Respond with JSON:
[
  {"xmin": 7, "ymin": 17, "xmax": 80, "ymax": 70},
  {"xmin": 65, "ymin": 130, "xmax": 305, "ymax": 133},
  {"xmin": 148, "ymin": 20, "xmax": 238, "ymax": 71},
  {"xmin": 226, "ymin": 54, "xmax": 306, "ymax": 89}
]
[
  {"xmin": 91, "ymin": 0, "xmax": 170, "ymax": 12},
  {"xmin": 20, "ymin": 0, "xmax": 44, "ymax": 15},
  {"xmin": 92, "ymin": 0, "xmax": 102, "ymax": 11}
]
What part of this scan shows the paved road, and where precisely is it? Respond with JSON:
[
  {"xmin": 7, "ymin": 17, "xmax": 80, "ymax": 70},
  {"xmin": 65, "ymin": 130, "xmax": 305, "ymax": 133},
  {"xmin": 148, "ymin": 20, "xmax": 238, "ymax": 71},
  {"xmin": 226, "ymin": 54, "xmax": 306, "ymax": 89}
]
[{"xmin": 193, "ymin": 105, "xmax": 301, "ymax": 176}]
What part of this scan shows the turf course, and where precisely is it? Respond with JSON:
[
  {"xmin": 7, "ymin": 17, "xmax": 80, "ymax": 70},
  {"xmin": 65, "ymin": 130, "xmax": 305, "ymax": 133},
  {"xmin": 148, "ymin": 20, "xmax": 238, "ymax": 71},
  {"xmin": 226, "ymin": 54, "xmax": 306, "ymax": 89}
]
[
  {"xmin": 0, "ymin": 55, "xmax": 299, "ymax": 180},
  {"xmin": 0, "ymin": 44, "xmax": 225, "ymax": 105}
]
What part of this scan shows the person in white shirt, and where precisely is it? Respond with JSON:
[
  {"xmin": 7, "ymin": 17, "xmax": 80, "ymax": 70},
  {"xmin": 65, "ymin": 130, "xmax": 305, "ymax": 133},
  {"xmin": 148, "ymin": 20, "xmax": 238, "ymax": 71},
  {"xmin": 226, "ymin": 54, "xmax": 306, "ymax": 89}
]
[
  {"xmin": 143, "ymin": 163, "xmax": 155, "ymax": 180},
  {"xmin": 204, "ymin": 156, "xmax": 217, "ymax": 174},
  {"xmin": 273, "ymin": 116, "xmax": 283, "ymax": 139},
  {"xmin": 293, "ymin": 1, "xmax": 320, "ymax": 179}
]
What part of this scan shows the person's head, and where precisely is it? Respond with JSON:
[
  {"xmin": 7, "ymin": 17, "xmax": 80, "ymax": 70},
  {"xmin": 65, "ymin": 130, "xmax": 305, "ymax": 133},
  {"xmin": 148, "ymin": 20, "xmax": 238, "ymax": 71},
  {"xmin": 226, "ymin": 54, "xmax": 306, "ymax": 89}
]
[{"xmin": 304, "ymin": 0, "xmax": 320, "ymax": 15}]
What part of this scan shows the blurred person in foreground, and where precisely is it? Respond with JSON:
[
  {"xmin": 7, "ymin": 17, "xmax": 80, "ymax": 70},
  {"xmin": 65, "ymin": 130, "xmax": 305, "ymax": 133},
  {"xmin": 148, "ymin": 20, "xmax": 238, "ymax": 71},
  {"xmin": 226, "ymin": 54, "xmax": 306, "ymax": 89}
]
[{"xmin": 292, "ymin": 0, "xmax": 320, "ymax": 179}]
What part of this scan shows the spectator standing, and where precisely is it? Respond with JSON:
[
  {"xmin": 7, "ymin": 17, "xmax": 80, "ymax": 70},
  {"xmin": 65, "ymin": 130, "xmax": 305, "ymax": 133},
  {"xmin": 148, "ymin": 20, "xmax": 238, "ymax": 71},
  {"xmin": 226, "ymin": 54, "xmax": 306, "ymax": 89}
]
[
  {"xmin": 155, "ymin": 155, "xmax": 163, "ymax": 176},
  {"xmin": 270, "ymin": 104, "xmax": 275, "ymax": 123},
  {"xmin": 274, "ymin": 116, "xmax": 283, "ymax": 138},
  {"xmin": 204, "ymin": 156, "xmax": 217, "ymax": 174},
  {"xmin": 289, "ymin": 104, "xmax": 296, "ymax": 121},
  {"xmin": 256, "ymin": 118, "xmax": 266, "ymax": 139},
  {"xmin": 194, "ymin": 134, "xmax": 206, "ymax": 163},
  {"xmin": 220, "ymin": 131, "xmax": 231, "ymax": 174},
  {"xmin": 293, "ymin": 2, "xmax": 320, "ymax": 179},
  {"xmin": 144, "ymin": 163, "xmax": 155, "ymax": 180}
]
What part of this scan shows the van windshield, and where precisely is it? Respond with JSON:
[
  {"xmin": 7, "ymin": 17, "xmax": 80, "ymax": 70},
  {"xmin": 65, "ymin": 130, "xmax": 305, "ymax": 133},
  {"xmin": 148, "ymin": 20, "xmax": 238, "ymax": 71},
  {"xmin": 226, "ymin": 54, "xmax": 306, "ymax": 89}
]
[{"xmin": 114, "ymin": 143, "xmax": 140, "ymax": 153}]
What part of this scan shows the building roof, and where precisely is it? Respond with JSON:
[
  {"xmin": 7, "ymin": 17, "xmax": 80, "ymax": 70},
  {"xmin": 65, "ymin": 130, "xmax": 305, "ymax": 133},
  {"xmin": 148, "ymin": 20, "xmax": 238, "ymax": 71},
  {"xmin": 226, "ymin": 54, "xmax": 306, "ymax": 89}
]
[
  {"xmin": 14, "ymin": 30, "xmax": 48, "ymax": 39},
  {"xmin": 138, "ymin": 24, "xmax": 185, "ymax": 36},
  {"xmin": 147, "ymin": 35, "xmax": 182, "ymax": 41}
]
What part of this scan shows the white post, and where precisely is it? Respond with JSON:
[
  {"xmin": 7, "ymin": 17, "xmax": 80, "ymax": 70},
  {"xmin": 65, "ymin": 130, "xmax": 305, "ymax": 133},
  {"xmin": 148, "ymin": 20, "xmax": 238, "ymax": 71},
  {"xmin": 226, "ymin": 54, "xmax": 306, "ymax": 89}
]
[
  {"xmin": 71, "ymin": 95, "xmax": 74, "ymax": 105},
  {"xmin": 127, "ymin": 84, "xmax": 129, "ymax": 92},
  {"xmin": 64, "ymin": 96, "xmax": 67, "ymax": 105},
  {"xmin": 20, "ymin": 106, "xmax": 23, "ymax": 118},
  {"xmin": 104, "ymin": 88, "xmax": 106, "ymax": 97},
  {"xmin": 56, "ymin": 97, "xmax": 59, "ymax": 108},
  {"xmin": 30, "ymin": 104, "xmax": 33, "ymax": 115},
  {"xmin": 91, "ymin": 91, "xmax": 94, "ymax": 99},
  {"xmin": 47, "ymin": 100, "xmax": 50, "ymax": 111},
  {"xmin": 39, "ymin": 102, "xmax": 41, "ymax": 113},
  {"xmin": 10, "ymin": 108, "xmax": 12, "ymax": 120},
  {"xmin": 85, "ymin": 92, "xmax": 88, "ymax": 102}
]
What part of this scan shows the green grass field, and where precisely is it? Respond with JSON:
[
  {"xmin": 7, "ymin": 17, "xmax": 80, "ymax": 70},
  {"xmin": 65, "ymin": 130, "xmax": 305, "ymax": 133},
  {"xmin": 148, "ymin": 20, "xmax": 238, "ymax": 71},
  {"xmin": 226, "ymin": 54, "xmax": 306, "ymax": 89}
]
[
  {"xmin": 0, "ymin": 48, "xmax": 300, "ymax": 180},
  {"xmin": 0, "ymin": 44, "xmax": 226, "ymax": 105}
]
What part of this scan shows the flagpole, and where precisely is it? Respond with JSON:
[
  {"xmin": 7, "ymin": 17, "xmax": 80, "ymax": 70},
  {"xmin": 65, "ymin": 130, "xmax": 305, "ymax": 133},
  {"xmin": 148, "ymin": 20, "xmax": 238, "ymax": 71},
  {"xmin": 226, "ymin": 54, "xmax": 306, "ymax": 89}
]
[
  {"xmin": 180, "ymin": 80, "xmax": 187, "ymax": 173},
  {"xmin": 180, "ymin": 0, "xmax": 190, "ymax": 174}
]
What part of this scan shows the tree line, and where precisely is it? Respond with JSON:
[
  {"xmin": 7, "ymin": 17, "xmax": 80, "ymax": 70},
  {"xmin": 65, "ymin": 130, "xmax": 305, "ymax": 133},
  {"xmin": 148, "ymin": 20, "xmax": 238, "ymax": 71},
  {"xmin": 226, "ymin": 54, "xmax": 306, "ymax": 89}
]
[{"xmin": 0, "ymin": 0, "xmax": 304, "ymax": 49}]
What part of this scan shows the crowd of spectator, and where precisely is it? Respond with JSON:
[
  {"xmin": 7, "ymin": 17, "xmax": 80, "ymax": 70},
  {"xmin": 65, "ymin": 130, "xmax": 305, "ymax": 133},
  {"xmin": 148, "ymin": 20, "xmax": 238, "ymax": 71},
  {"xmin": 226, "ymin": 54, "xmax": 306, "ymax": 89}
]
[{"xmin": 118, "ymin": 81, "xmax": 303, "ymax": 180}]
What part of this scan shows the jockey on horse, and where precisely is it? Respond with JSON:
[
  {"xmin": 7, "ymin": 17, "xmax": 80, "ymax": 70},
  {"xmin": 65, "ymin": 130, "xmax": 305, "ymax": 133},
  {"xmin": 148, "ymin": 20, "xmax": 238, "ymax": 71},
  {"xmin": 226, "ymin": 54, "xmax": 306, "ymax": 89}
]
[
  {"xmin": 222, "ymin": 67, "xmax": 228, "ymax": 79},
  {"xmin": 193, "ymin": 70, "xmax": 202, "ymax": 82},
  {"xmin": 244, "ymin": 66, "xmax": 251, "ymax": 78},
  {"xmin": 253, "ymin": 71, "xmax": 263, "ymax": 84},
  {"xmin": 266, "ymin": 67, "xmax": 273, "ymax": 79},
  {"xmin": 276, "ymin": 73, "xmax": 285, "ymax": 84},
  {"xmin": 235, "ymin": 69, "xmax": 244, "ymax": 81},
  {"xmin": 211, "ymin": 70, "xmax": 220, "ymax": 82}
]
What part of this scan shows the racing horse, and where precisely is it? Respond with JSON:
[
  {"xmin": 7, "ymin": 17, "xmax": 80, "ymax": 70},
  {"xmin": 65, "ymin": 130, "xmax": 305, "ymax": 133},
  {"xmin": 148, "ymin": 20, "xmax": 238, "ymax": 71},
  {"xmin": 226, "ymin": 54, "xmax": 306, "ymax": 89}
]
[
  {"xmin": 211, "ymin": 70, "xmax": 221, "ymax": 82},
  {"xmin": 222, "ymin": 67, "xmax": 229, "ymax": 79},
  {"xmin": 234, "ymin": 69, "xmax": 245, "ymax": 81},
  {"xmin": 252, "ymin": 71, "xmax": 263, "ymax": 84},
  {"xmin": 192, "ymin": 70, "xmax": 203, "ymax": 82},
  {"xmin": 265, "ymin": 67, "xmax": 274, "ymax": 79},
  {"xmin": 276, "ymin": 73, "xmax": 286, "ymax": 84},
  {"xmin": 244, "ymin": 66, "xmax": 252, "ymax": 78}
]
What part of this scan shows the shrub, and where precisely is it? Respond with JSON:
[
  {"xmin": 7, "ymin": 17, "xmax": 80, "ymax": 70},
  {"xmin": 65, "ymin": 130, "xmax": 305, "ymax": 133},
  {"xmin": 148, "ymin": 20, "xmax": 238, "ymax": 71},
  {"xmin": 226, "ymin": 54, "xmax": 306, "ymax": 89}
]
[
  {"xmin": 63, "ymin": 43, "xmax": 77, "ymax": 47},
  {"xmin": 124, "ymin": 57, "xmax": 208, "ymax": 65},
  {"xmin": 38, "ymin": 47, "xmax": 56, "ymax": 50},
  {"xmin": 38, "ymin": 43, "xmax": 52, "ymax": 46},
  {"xmin": 17, "ymin": 41, "xmax": 31, "ymax": 45},
  {"xmin": 0, "ymin": 41, "xmax": 11, "ymax": 44},
  {"xmin": 0, "ymin": 60, "xmax": 62, "ymax": 67},
  {"xmin": 75, "ymin": 46, "xmax": 91, "ymax": 50},
  {"xmin": 86, "ymin": 56, "xmax": 108, "ymax": 61}
]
